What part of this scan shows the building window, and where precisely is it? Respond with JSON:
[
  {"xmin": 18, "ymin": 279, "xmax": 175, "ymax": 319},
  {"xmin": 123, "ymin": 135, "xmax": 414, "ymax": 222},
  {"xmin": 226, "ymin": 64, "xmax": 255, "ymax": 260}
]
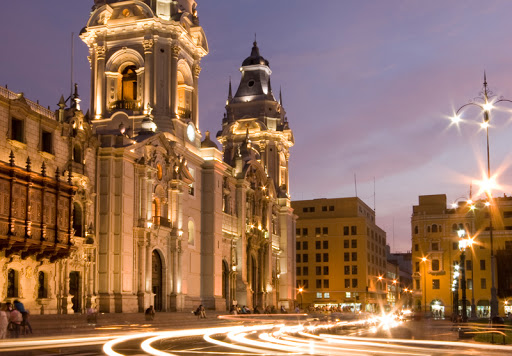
[
  {"xmin": 345, "ymin": 279, "xmax": 350, "ymax": 288},
  {"xmin": 315, "ymin": 241, "xmax": 321, "ymax": 249},
  {"xmin": 315, "ymin": 227, "xmax": 321, "ymax": 236},
  {"xmin": 323, "ymin": 279, "xmax": 329, "ymax": 288},
  {"xmin": 322, "ymin": 227, "xmax": 328, "ymax": 235},
  {"xmin": 504, "ymin": 211, "xmax": 512, "ymax": 218},
  {"xmin": 323, "ymin": 241, "xmax": 328, "ymax": 249},
  {"xmin": 315, "ymin": 254, "xmax": 321, "ymax": 262},
  {"xmin": 323, "ymin": 266, "xmax": 329, "ymax": 275},
  {"xmin": 414, "ymin": 226, "xmax": 419, "ymax": 234},
  {"xmin": 38, "ymin": 272, "xmax": 48, "ymax": 299},
  {"xmin": 414, "ymin": 244, "xmax": 419, "ymax": 251},
  {"xmin": 303, "ymin": 280, "xmax": 309, "ymax": 288},
  {"xmin": 42, "ymin": 130, "xmax": 53, "ymax": 154},
  {"xmin": 468, "ymin": 279, "xmax": 473, "ymax": 290},
  {"xmin": 296, "ymin": 267, "xmax": 301, "ymax": 276},
  {"xmin": 352, "ymin": 265, "xmax": 358, "ymax": 274},
  {"xmin": 296, "ymin": 280, "xmax": 300, "ymax": 288},
  {"xmin": 343, "ymin": 226, "xmax": 349, "ymax": 235},
  {"xmin": 344, "ymin": 240, "xmax": 349, "ymax": 248},
  {"xmin": 352, "ymin": 279, "xmax": 358, "ymax": 288},
  {"xmin": 323, "ymin": 253, "xmax": 329, "ymax": 262},
  {"xmin": 453, "ymin": 242, "xmax": 458, "ymax": 250},
  {"xmin": 351, "ymin": 239, "xmax": 357, "ymax": 248},
  {"xmin": 344, "ymin": 266, "xmax": 350, "ymax": 275},
  {"xmin": 432, "ymin": 242, "xmax": 439, "ymax": 251},
  {"xmin": 351, "ymin": 252, "xmax": 357, "ymax": 261},
  {"xmin": 324, "ymin": 292, "xmax": 330, "ymax": 298},
  {"xmin": 506, "ymin": 241, "xmax": 512, "ymax": 250},
  {"xmin": 329, "ymin": 206, "xmax": 334, "ymax": 211},
  {"xmin": 302, "ymin": 207, "xmax": 308, "ymax": 213},
  {"xmin": 415, "ymin": 261, "xmax": 419, "ymax": 272},
  {"xmin": 351, "ymin": 226, "xmax": 357, "ymax": 235},
  {"xmin": 296, "ymin": 254, "xmax": 301, "ymax": 263},
  {"xmin": 415, "ymin": 279, "xmax": 420, "ymax": 290},
  {"xmin": 10, "ymin": 117, "xmax": 24, "ymax": 142},
  {"xmin": 481, "ymin": 278, "xmax": 486, "ymax": 289},
  {"xmin": 296, "ymin": 242, "xmax": 301, "ymax": 250},
  {"xmin": 73, "ymin": 144, "xmax": 82, "ymax": 164},
  {"xmin": 316, "ymin": 266, "xmax": 322, "ymax": 276},
  {"xmin": 303, "ymin": 267, "xmax": 309, "ymax": 276},
  {"xmin": 7, "ymin": 269, "xmax": 18, "ymax": 298},
  {"xmin": 344, "ymin": 252, "xmax": 349, "ymax": 262},
  {"xmin": 466, "ymin": 260, "xmax": 472, "ymax": 271},
  {"xmin": 432, "ymin": 259, "xmax": 440, "ymax": 271},
  {"xmin": 303, "ymin": 254, "xmax": 308, "ymax": 263},
  {"xmin": 316, "ymin": 279, "xmax": 321, "ymax": 288},
  {"xmin": 316, "ymin": 292, "xmax": 322, "ymax": 298},
  {"xmin": 432, "ymin": 279, "xmax": 440, "ymax": 289},
  {"xmin": 302, "ymin": 241, "xmax": 308, "ymax": 250},
  {"xmin": 432, "ymin": 225, "xmax": 438, "ymax": 233},
  {"xmin": 322, "ymin": 206, "xmax": 327, "ymax": 212},
  {"xmin": 296, "ymin": 228, "xmax": 301, "ymax": 236},
  {"xmin": 480, "ymin": 260, "xmax": 486, "ymax": 270},
  {"xmin": 73, "ymin": 203, "xmax": 83, "ymax": 237},
  {"xmin": 302, "ymin": 228, "xmax": 308, "ymax": 236}
]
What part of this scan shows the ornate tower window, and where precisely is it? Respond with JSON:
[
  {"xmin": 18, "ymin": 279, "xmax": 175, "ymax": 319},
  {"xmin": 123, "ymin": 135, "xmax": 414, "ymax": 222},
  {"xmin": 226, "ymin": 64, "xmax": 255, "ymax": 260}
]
[
  {"xmin": 73, "ymin": 144, "xmax": 82, "ymax": 164},
  {"xmin": 73, "ymin": 203, "xmax": 83, "ymax": 237},
  {"xmin": 121, "ymin": 65, "xmax": 137, "ymax": 102}
]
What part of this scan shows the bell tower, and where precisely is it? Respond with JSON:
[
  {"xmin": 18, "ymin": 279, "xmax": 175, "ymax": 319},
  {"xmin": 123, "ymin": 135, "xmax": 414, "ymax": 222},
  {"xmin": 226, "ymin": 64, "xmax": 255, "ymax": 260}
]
[
  {"xmin": 81, "ymin": 0, "xmax": 208, "ymax": 135},
  {"xmin": 217, "ymin": 41, "xmax": 294, "ymax": 200}
]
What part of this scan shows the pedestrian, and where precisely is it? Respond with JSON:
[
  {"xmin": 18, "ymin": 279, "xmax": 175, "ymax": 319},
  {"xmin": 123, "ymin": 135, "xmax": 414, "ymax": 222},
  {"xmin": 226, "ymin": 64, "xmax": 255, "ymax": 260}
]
[
  {"xmin": 0, "ymin": 303, "xmax": 9, "ymax": 339},
  {"xmin": 197, "ymin": 304, "xmax": 206, "ymax": 319},
  {"xmin": 9, "ymin": 303, "xmax": 23, "ymax": 338},
  {"xmin": 145, "ymin": 305, "xmax": 155, "ymax": 321},
  {"xmin": 13, "ymin": 300, "xmax": 32, "ymax": 335},
  {"xmin": 86, "ymin": 304, "xmax": 98, "ymax": 325}
]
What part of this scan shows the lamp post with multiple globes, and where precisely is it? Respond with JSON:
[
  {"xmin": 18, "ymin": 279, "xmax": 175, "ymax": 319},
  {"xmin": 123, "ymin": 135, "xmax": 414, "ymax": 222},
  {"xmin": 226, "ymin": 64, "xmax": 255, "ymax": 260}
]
[{"xmin": 450, "ymin": 74, "xmax": 512, "ymax": 319}]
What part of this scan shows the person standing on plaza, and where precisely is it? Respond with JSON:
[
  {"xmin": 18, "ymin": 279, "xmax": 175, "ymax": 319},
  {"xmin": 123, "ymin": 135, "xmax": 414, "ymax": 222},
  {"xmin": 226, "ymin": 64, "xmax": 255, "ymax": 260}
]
[
  {"xmin": 145, "ymin": 305, "xmax": 155, "ymax": 321},
  {"xmin": 0, "ymin": 303, "xmax": 9, "ymax": 339},
  {"xmin": 9, "ymin": 303, "xmax": 23, "ymax": 338},
  {"xmin": 13, "ymin": 300, "xmax": 32, "ymax": 335}
]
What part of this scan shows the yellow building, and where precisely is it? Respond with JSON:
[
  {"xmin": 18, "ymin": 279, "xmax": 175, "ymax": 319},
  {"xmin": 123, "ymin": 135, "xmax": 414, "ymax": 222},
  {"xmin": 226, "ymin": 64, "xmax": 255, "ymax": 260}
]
[
  {"xmin": 411, "ymin": 194, "xmax": 512, "ymax": 318},
  {"xmin": 292, "ymin": 198, "xmax": 387, "ymax": 312}
]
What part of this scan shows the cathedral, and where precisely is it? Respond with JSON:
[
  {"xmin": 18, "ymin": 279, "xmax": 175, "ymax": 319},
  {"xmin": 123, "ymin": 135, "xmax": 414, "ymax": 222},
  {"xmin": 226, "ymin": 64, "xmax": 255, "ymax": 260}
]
[{"xmin": 0, "ymin": 0, "xmax": 295, "ymax": 314}]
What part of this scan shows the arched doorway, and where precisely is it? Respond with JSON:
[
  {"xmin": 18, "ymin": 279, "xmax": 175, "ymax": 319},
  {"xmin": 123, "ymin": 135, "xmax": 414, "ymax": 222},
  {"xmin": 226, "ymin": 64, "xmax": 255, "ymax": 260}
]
[
  {"xmin": 69, "ymin": 271, "xmax": 81, "ymax": 313},
  {"xmin": 152, "ymin": 251, "xmax": 163, "ymax": 312},
  {"xmin": 222, "ymin": 260, "xmax": 230, "ymax": 310}
]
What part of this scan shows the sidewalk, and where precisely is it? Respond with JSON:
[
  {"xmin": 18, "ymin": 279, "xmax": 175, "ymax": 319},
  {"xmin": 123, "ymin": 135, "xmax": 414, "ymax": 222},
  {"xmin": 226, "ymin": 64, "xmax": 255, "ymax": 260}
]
[{"xmin": 23, "ymin": 311, "xmax": 236, "ymax": 338}]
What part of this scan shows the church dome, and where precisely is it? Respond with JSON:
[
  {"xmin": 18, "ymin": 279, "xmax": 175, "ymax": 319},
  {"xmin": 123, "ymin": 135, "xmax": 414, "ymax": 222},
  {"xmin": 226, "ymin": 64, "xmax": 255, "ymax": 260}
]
[{"xmin": 242, "ymin": 41, "xmax": 269, "ymax": 67}]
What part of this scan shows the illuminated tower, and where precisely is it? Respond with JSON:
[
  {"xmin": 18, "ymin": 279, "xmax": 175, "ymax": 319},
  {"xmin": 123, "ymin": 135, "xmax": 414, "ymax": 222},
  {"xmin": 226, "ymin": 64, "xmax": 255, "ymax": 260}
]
[
  {"xmin": 81, "ymin": 0, "xmax": 208, "ymax": 134},
  {"xmin": 217, "ymin": 41, "xmax": 296, "ymax": 308}
]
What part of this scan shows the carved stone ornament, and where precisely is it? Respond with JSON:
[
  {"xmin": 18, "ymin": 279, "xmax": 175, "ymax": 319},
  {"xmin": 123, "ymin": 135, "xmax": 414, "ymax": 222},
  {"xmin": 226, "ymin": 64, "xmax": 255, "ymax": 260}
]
[
  {"xmin": 171, "ymin": 46, "xmax": 182, "ymax": 58},
  {"xmin": 96, "ymin": 45, "xmax": 106, "ymax": 58},
  {"xmin": 143, "ymin": 39, "xmax": 154, "ymax": 52},
  {"xmin": 193, "ymin": 64, "xmax": 202, "ymax": 77}
]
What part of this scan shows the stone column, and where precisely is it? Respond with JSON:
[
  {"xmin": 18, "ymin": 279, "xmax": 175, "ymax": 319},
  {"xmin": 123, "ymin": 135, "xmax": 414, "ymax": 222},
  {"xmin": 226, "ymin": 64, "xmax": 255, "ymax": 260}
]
[
  {"xmin": 95, "ymin": 45, "xmax": 106, "ymax": 119},
  {"xmin": 143, "ymin": 39, "xmax": 154, "ymax": 113},
  {"xmin": 192, "ymin": 63, "xmax": 201, "ymax": 128},
  {"xmin": 138, "ymin": 240, "xmax": 146, "ymax": 311},
  {"xmin": 170, "ymin": 45, "xmax": 181, "ymax": 118}
]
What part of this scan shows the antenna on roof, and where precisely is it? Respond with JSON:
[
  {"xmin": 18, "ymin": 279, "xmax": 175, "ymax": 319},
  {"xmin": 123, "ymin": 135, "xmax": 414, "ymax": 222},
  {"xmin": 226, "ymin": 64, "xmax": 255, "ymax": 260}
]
[
  {"xmin": 70, "ymin": 32, "xmax": 74, "ymax": 102},
  {"xmin": 373, "ymin": 176, "xmax": 376, "ymax": 212},
  {"xmin": 354, "ymin": 173, "xmax": 358, "ymax": 197}
]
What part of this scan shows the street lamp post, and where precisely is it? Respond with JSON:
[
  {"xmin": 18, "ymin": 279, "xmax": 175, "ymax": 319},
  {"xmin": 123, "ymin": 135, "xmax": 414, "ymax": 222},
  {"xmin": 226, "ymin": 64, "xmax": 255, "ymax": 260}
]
[
  {"xmin": 298, "ymin": 287, "xmax": 303, "ymax": 310},
  {"xmin": 453, "ymin": 263, "xmax": 460, "ymax": 321},
  {"xmin": 421, "ymin": 257, "xmax": 428, "ymax": 315},
  {"xmin": 450, "ymin": 74, "xmax": 512, "ymax": 319}
]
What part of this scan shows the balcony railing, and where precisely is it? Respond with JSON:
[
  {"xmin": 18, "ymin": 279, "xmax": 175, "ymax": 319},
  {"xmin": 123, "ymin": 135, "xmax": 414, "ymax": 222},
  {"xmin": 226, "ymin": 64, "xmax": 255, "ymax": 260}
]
[{"xmin": 110, "ymin": 100, "xmax": 141, "ymax": 111}]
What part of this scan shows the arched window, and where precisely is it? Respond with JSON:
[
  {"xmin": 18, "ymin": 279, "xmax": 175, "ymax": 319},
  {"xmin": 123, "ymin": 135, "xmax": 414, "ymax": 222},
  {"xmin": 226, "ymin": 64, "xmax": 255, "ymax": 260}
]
[
  {"xmin": 188, "ymin": 220, "xmax": 195, "ymax": 245},
  {"xmin": 73, "ymin": 203, "xmax": 83, "ymax": 237},
  {"xmin": 73, "ymin": 144, "xmax": 82, "ymax": 164},
  {"xmin": 432, "ymin": 225, "xmax": 438, "ymax": 233},
  {"xmin": 121, "ymin": 65, "xmax": 137, "ymax": 101},
  {"xmin": 38, "ymin": 271, "xmax": 48, "ymax": 299},
  {"xmin": 427, "ymin": 226, "xmax": 431, "ymax": 233},
  {"xmin": 439, "ymin": 225, "xmax": 443, "ymax": 232},
  {"xmin": 7, "ymin": 269, "xmax": 18, "ymax": 298},
  {"xmin": 452, "ymin": 224, "xmax": 458, "ymax": 232},
  {"xmin": 414, "ymin": 226, "xmax": 419, "ymax": 234}
]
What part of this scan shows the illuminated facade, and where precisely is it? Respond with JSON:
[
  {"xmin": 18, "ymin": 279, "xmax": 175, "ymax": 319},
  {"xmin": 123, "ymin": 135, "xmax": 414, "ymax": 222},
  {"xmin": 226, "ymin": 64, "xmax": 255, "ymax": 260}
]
[
  {"xmin": 0, "ymin": 0, "xmax": 295, "ymax": 314},
  {"xmin": 411, "ymin": 194, "xmax": 512, "ymax": 318},
  {"xmin": 292, "ymin": 198, "xmax": 387, "ymax": 311}
]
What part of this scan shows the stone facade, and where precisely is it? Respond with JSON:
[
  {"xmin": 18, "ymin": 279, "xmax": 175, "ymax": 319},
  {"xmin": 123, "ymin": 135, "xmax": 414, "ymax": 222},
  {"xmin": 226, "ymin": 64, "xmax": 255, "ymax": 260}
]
[{"xmin": 0, "ymin": 0, "xmax": 296, "ymax": 314}]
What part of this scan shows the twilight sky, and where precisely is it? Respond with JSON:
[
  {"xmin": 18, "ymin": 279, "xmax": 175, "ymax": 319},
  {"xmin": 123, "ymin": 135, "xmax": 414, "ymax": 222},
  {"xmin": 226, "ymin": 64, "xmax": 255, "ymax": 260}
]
[{"xmin": 3, "ymin": 1, "xmax": 512, "ymax": 252}]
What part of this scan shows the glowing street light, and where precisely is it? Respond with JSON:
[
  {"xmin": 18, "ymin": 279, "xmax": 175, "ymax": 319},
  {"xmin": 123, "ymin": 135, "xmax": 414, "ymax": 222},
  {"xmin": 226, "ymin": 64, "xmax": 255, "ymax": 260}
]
[
  {"xmin": 297, "ymin": 287, "xmax": 303, "ymax": 310},
  {"xmin": 449, "ymin": 73, "xmax": 512, "ymax": 319}
]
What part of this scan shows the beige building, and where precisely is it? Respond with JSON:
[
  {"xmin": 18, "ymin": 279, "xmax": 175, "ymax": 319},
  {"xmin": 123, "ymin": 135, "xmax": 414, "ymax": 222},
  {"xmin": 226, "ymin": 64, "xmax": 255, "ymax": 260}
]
[
  {"xmin": 0, "ymin": 0, "xmax": 295, "ymax": 314},
  {"xmin": 412, "ymin": 194, "xmax": 512, "ymax": 318},
  {"xmin": 292, "ymin": 198, "xmax": 387, "ymax": 311}
]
